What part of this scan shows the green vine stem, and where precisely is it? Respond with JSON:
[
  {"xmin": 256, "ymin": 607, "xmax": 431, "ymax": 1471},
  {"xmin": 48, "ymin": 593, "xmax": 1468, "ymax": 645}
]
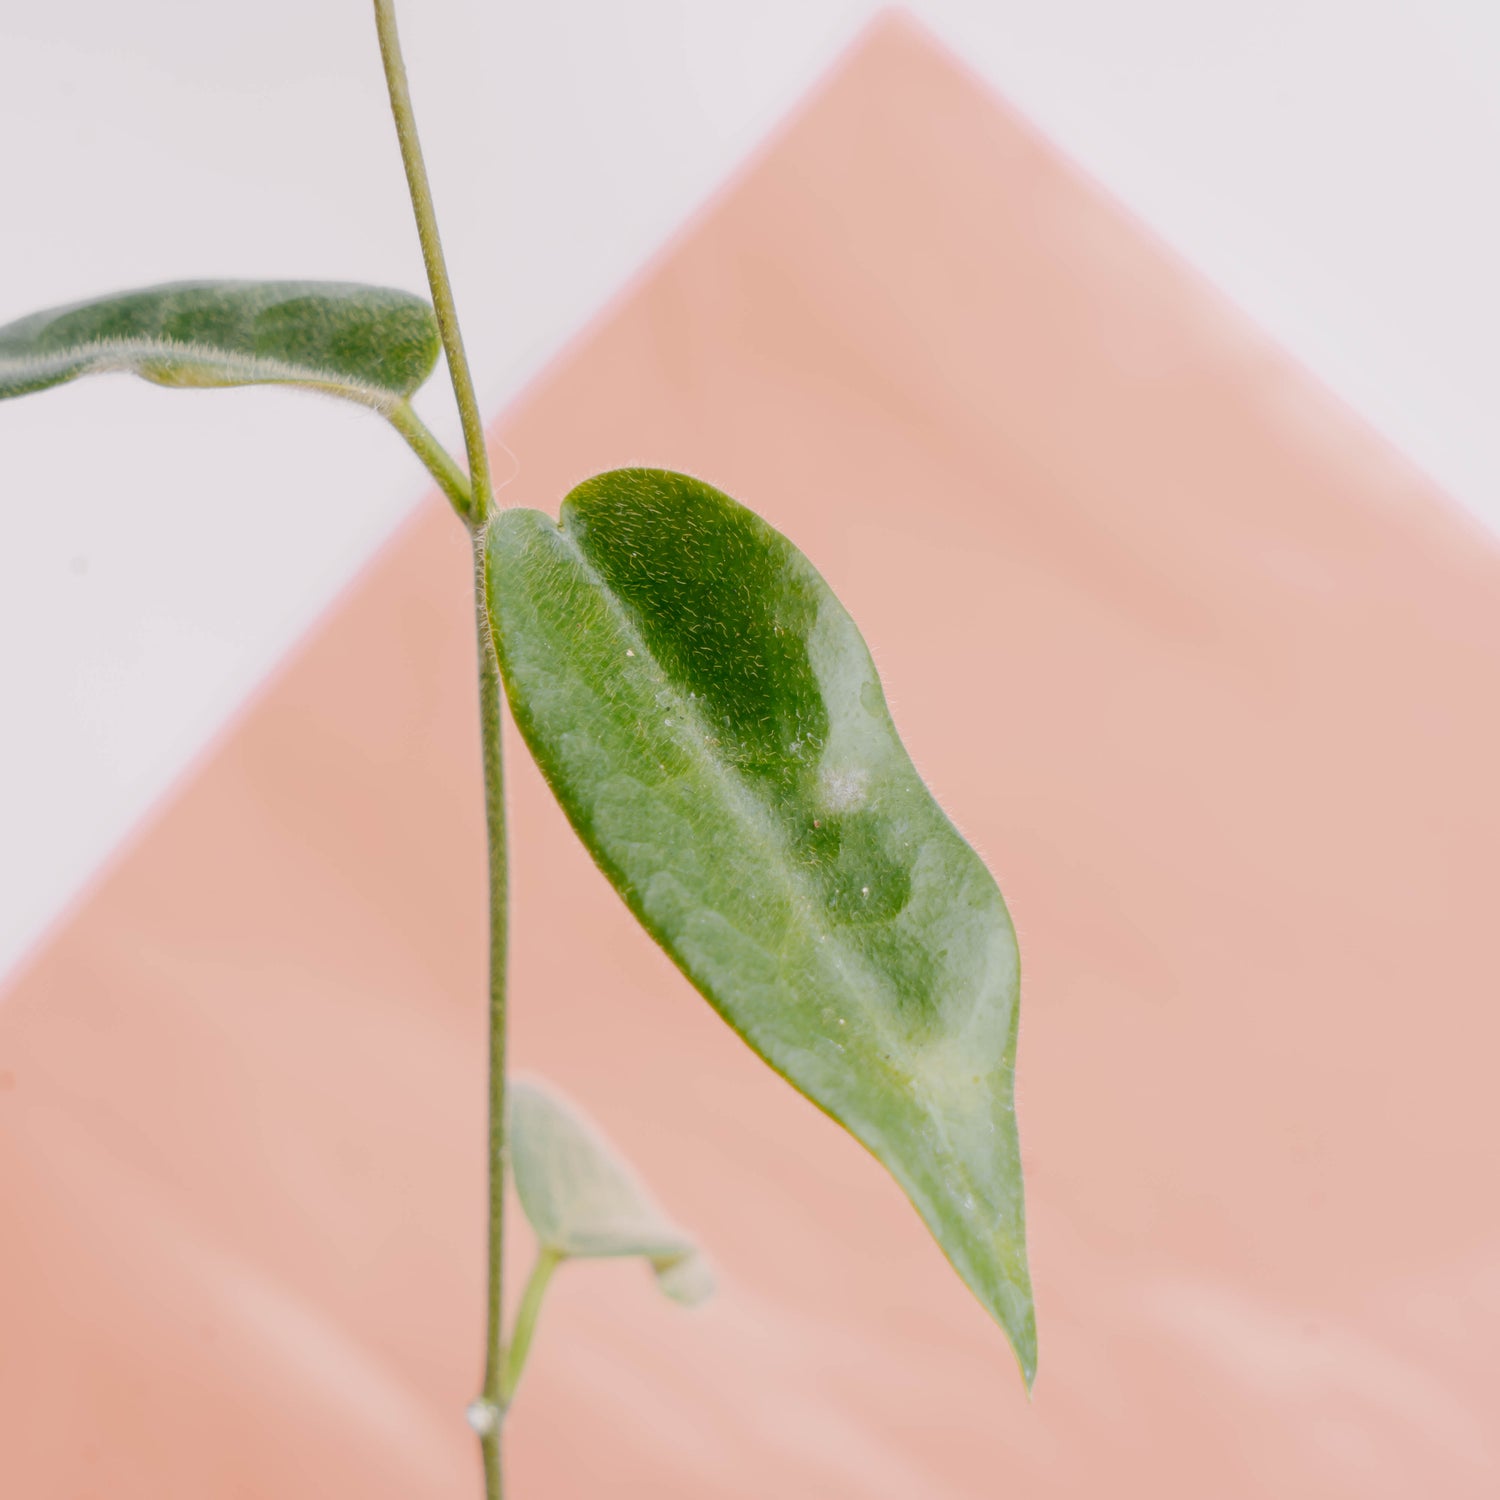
[
  {"xmin": 372, "ymin": 3, "xmax": 509, "ymax": 1496},
  {"xmin": 471, "ymin": 566, "xmax": 511, "ymax": 1500},
  {"xmin": 372, "ymin": 0, "xmax": 494, "ymax": 529},
  {"xmin": 386, "ymin": 398, "xmax": 474, "ymax": 522},
  {"xmin": 500, "ymin": 1248, "xmax": 563, "ymax": 1408}
]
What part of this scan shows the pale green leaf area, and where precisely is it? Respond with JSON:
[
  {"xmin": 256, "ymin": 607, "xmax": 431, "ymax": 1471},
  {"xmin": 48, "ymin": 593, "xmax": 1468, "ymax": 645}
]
[
  {"xmin": 486, "ymin": 470, "xmax": 1035, "ymax": 1387},
  {"xmin": 0, "ymin": 280, "xmax": 440, "ymax": 409},
  {"xmin": 509, "ymin": 1077, "xmax": 713, "ymax": 1304}
]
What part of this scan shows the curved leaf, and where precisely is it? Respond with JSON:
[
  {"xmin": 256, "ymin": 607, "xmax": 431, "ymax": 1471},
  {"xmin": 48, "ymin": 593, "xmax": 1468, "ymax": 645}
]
[
  {"xmin": 0, "ymin": 280, "xmax": 440, "ymax": 409},
  {"xmin": 509, "ymin": 1076, "xmax": 712, "ymax": 1306},
  {"xmin": 486, "ymin": 469, "xmax": 1034, "ymax": 1385}
]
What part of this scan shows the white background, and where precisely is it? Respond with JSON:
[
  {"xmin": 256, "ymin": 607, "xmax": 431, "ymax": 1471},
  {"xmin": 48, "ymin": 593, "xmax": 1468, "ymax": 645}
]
[{"xmin": 2, "ymin": 0, "xmax": 1499, "ymax": 981}]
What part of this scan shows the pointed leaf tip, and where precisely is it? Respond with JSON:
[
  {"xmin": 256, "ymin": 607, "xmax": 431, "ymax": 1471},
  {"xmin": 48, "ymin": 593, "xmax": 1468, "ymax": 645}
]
[{"xmin": 486, "ymin": 468, "xmax": 1035, "ymax": 1385}]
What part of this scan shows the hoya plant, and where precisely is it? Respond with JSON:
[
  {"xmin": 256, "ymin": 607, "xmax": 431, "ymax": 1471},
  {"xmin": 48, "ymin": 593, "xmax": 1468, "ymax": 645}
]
[{"xmin": 0, "ymin": 3, "xmax": 1033, "ymax": 1493}]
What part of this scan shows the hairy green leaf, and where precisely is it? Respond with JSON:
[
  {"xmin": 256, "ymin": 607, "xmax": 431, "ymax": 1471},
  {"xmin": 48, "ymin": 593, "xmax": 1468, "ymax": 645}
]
[
  {"xmin": 509, "ymin": 1077, "xmax": 713, "ymax": 1305},
  {"xmin": 486, "ymin": 469, "xmax": 1034, "ymax": 1385},
  {"xmin": 0, "ymin": 280, "xmax": 440, "ymax": 409}
]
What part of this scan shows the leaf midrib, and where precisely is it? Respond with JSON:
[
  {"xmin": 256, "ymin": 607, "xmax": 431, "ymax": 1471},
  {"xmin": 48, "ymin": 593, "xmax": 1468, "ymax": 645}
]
[
  {"xmin": 548, "ymin": 513, "xmax": 1025, "ymax": 1306},
  {"xmin": 538, "ymin": 510, "xmax": 915, "ymax": 1074},
  {"xmin": 0, "ymin": 334, "xmax": 405, "ymax": 410},
  {"xmin": 493, "ymin": 503, "xmax": 1032, "ymax": 1376}
]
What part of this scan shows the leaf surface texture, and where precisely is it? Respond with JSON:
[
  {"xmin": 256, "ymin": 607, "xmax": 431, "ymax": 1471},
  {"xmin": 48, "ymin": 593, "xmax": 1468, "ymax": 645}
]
[
  {"xmin": 0, "ymin": 280, "xmax": 440, "ymax": 407},
  {"xmin": 487, "ymin": 469, "xmax": 1034, "ymax": 1383}
]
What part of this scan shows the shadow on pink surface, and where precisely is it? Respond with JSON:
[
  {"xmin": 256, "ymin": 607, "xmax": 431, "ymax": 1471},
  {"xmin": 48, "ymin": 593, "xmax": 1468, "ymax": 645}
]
[{"xmin": 3, "ymin": 14, "xmax": 1498, "ymax": 1497}]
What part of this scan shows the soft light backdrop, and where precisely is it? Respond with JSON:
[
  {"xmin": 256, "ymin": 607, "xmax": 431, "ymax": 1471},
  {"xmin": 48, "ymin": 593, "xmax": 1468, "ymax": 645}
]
[{"xmin": 2, "ymin": 0, "xmax": 1498, "ymax": 975}]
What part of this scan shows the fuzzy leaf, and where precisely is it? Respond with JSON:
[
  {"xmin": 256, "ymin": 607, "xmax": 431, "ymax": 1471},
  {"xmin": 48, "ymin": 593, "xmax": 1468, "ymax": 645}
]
[
  {"xmin": 509, "ymin": 1077, "xmax": 713, "ymax": 1306},
  {"xmin": 486, "ymin": 469, "xmax": 1034, "ymax": 1385},
  {"xmin": 0, "ymin": 280, "xmax": 440, "ymax": 408}
]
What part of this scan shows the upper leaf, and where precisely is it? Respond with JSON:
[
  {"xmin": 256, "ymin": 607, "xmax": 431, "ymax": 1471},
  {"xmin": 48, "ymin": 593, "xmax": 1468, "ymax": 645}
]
[
  {"xmin": 509, "ymin": 1076, "xmax": 713, "ymax": 1306},
  {"xmin": 485, "ymin": 469, "xmax": 1035, "ymax": 1386},
  {"xmin": 0, "ymin": 280, "xmax": 440, "ymax": 408}
]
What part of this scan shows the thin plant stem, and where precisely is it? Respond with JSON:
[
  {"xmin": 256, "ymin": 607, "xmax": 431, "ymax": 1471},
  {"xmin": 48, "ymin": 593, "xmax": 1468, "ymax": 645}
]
[
  {"xmin": 372, "ymin": 0, "xmax": 495, "ymax": 528},
  {"xmin": 473, "ymin": 566, "xmax": 509, "ymax": 1498},
  {"xmin": 500, "ymin": 1248, "xmax": 563, "ymax": 1408},
  {"xmin": 372, "ymin": 3, "xmax": 509, "ymax": 1496},
  {"xmin": 386, "ymin": 399, "xmax": 474, "ymax": 521}
]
